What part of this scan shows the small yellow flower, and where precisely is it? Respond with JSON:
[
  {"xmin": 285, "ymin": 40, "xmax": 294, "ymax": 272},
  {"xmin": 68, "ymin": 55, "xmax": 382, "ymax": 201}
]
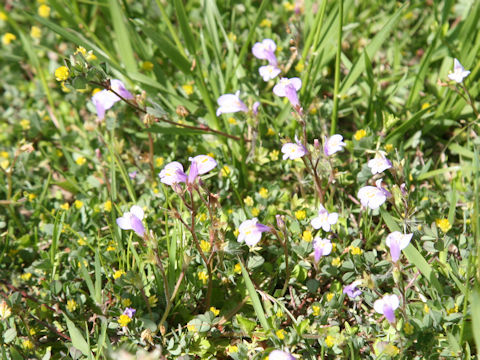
[
  {"xmin": 74, "ymin": 200, "xmax": 83, "ymax": 209},
  {"xmin": 233, "ymin": 228, "xmax": 240, "ymax": 237},
  {"xmin": 0, "ymin": 160, "xmax": 9, "ymax": 170},
  {"xmin": 78, "ymin": 237, "xmax": 87, "ymax": 246},
  {"xmin": 0, "ymin": 151, "xmax": 8, "ymax": 158},
  {"xmin": 148, "ymin": 295, "xmax": 158, "ymax": 307},
  {"xmin": 295, "ymin": 210, "xmax": 306, "ymax": 220},
  {"xmin": 234, "ymin": 263, "xmax": 242, "ymax": 274},
  {"xmin": 210, "ymin": 307, "xmax": 220, "ymax": 316},
  {"xmin": 350, "ymin": 246, "xmax": 363, "ymax": 255},
  {"xmin": 436, "ymin": 218, "xmax": 451, "ymax": 233},
  {"xmin": 325, "ymin": 335, "xmax": 335, "ymax": 347},
  {"xmin": 67, "ymin": 299, "xmax": 77, "ymax": 312},
  {"xmin": 384, "ymin": 344, "xmax": 400, "ymax": 356},
  {"xmin": 331, "ymin": 257, "xmax": 342, "ymax": 267},
  {"xmin": 76, "ymin": 156, "xmax": 86, "ymax": 165},
  {"xmin": 141, "ymin": 61, "xmax": 154, "ymax": 71},
  {"xmin": 113, "ymin": 270, "xmax": 126, "ymax": 279},
  {"xmin": 251, "ymin": 207, "xmax": 260, "ymax": 217},
  {"xmin": 207, "ymin": 152, "xmax": 215, "ymax": 158},
  {"xmin": 309, "ymin": 107, "xmax": 318, "ymax": 115},
  {"xmin": 326, "ymin": 293, "xmax": 334, "ymax": 302},
  {"xmin": 60, "ymin": 202, "xmax": 70, "ymax": 211},
  {"xmin": 75, "ymin": 46, "xmax": 87, "ymax": 56},
  {"xmin": 106, "ymin": 245, "xmax": 116, "ymax": 251},
  {"xmin": 182, "ymin": 84, "xmax": 193, "ymax": 95},
  {"xmin": 403, "ymin": 322, "xmax": 414, "ymax": 335},
  {"xmin": 187, "ymin": 145, "xmax": 194, "ymax": 153},
  {"xmin": 26, "ymin": 193, "xmax": 36, "ymax": 202},
  {"xmin": 21, "ymin": 272, "xmax": 32, "ymax": 281},
  {"xmin": 269, "ymin": 149, "xmax": 279, "ymax": 161},
  {"xmin": 312, "ymin": 305, "xmax": 320, "ymax": 316},
  {"xmin": 55, "ymin": 66, "xmax": 69, "ymax": 81},
  {"xmin": 2, "ymin": 33, "xmax": 16, "ymax": 45},
  {"xmin": 283, "ymin": 2, "xmax": 295, "ymax": 11},
  {"xmin": 200, "ymin": 240, "xmax": 211, "ymax": 253},
  {"xmin": 276, "ymin": 329, "xmax": 286, "ymax": 340},
  {"xmin": 187, "ymin": 323, "xmax": 197, "ymax": 332},
  {"xmin": 267, "ymin": 128, "xmax": 275, "ymax": 136},
  {"xmin": 385, "ymin": 144, "xmax": 394, "ymax": 153},
  {"xmin": 260, "ymin": 19, "xmax": 272, "ymax": 27},
  {"xmin": 122, "ymin": 298, "xmax": 132, "ymax": 307},
  {"xmin": 244, "ymin": 196, "xmax": 254, "ymax": 207},
  {"xmin": 30, "ymin": 26, "xmax": 42, "ymax": 39},
  {"xmin": 354, "ymin": 129, "xmax": 367, "ymax": 141},
  {"xmin": 228, "ymin": 32, "xmax": 237, "ymax": 42},
  {"xmin": 228, "ymin": 117, "xmax": 237, "ymax": 125},
  {"xmin": 56, "ymin": 149, "xmax": 63, "ymax": 157},
  {"xmin": 259, "ymin": 187, "xmax": 268, "ymax": 198},
  {"xmin": 421, "ymin": 102, "xmax": 430, "ymax": 110},
  {"xmin": 0, "ymin": 11, "xmax": 7, "ymax": 21},
  {"xmin": 295, "ymin": 62, "xmax": 305, "ymax": 72},
  {"xmin": 29, "ymin": 328, "xmax": 36, "ymax": 335},
  {"xmin": 424, "ymin": 304, "xmax": 430, "ymax": 313},
  {"xmin": 302, "ymin": 230, "xmax": 313, "ymax": 242},
  {"xmin": 221, "ymin": 165, "xmax": 231, "ymax": 177},
  {"xmin": 447, "ymin": 304, "xmax": 459, "ymax": 315},
  {"xmin": 198, "ymin": 271, "xmax": 208, "ymax": 284},
  {"xmin": 61, "ymin": 82, "xmax": 70, "ymax": 93},
  {"xmin": 276, "ymin": 309, "xmax": 283, "ymax": 318},
  {"xmin": 104, "ymin": 200, "xmax": 112, "ymax": 212},
  {"xmin": 118, "ymin": 314, "xmax": 132, "ymax": 327},
  {"xmin": 226, "ymin": 344, "xmax": 238, "ymax": 354},
  {"xmin": 38, "ymin": 4, "xmax": 51, "ymax": 17},
  {"xmin": 155, "ymin": 157, "xmax": 164, "ymax": 167},
  {"xmin": 22, "ymin": 339, "xmax": 34, "ymax": 350}
]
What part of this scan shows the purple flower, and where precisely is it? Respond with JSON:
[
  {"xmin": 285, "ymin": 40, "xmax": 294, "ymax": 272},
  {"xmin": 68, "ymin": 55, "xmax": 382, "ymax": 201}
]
[
  {"xmin": 313, "ymin": 237, "xmax": 332, "ymax": 262},
  {"xmin": 216, "ymin": 91, "xmax": 248, "ymax": 116},
  {"xmin": 159, "ymin": 161, "xmax": 187, "ymax": 186},
  {"xmin": 374, "ymin": 294, "xmax": 400, "ymax": 323},
  {"xmin": 343, "ymin": 280, "xmax": 362, "ymax": 299},
  {"xmin": 91, "ymin": 79, "xmax": 133, "ymax": 120},
  {"xmin": 324, "ymin": 134, "xmax": 346, "ymax": 156},
  {"xmin": 252, "ymin": 101, "xmax": 261, "ymax": 116},
  {"xmin": 385, "ymin": 231, "xmax": 413, "ymax": 262},
  {"xmin": 128, "ymin": 171, "xmax": 137, "ymax": 179},
  {"xmin": 448, "ymin": 58, "xmax": 470, "ymax": 83},
  {"xmin": 187, "ymin": 155, "xmax": 217, "ymax": 183},
  {"xmin": 116, "ymin": 205, "xmax": 145, "ymax": 237},
  {"xmin": 259, "ymin": 65, "xmax": 281, "ymax": 81},
  {"xmin": 273, "ymin": 77, "xmax": 302, "ymax": 110},
  {"xmin": 311, "ymin": 204, "xmax": 338, "ymax": 232},
  {"xmin": 367, "ymin": 153, "xmax": 392, "ymax": 175},
  {"xmin": 268, "ymin": 350, "xmax": 295, "ymax": 360},
  {"xmin": 237, "ymin": 218, "xmax": 270, "ymax": 246},
  {"xmin": 357, "ymin": 179, "xmax": 391, "ymax": 210},
  {"xmin": 123, "ymin": 307, "xmax": 136, "ymax": 318},
  {"xmin": 252, "ymin": 39, "xmax": 278, "ymax": 65},
  {"xmin": 281, "ymin": 136, "xmax": 307, "ymax": 160}
]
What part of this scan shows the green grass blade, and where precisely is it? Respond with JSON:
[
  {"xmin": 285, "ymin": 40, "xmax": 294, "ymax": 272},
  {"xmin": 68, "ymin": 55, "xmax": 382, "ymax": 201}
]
[
  {"xmin": 64, "ymin": 316, "xmax": 91, "ymax": 357},
  {"xmin": 108, "ymin": 0, "xmax": 137, "ymax": 72}
]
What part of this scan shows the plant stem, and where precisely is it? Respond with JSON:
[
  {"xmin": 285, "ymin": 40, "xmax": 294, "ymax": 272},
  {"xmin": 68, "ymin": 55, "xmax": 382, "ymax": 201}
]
[{"xmin": 331, "ymin": 0, "xmax": 343, "ymax": 134}]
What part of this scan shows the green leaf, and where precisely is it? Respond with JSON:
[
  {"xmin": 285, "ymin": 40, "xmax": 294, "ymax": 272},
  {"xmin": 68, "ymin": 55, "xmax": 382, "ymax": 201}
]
[
  {"xmin": 64, "ymin": 316, "xmax": 91, "ymax": 357},
  {"xmin": 173, "ymin": 0, "xmax": 196, "ymax": 55},
  {"xmin": 108, "ymin": 0, "xmax": 137, "ymax": 72},
  {"xmin": 3, "ymin": 328, "xmax": 17, "ymax": 343},
  {"xmin": 472, "ymin": 287, "xmax": 480, "ymax": 355},
  {"xmin": 236, "ymin": 314, "xmax": 257, "ymax": 334}
]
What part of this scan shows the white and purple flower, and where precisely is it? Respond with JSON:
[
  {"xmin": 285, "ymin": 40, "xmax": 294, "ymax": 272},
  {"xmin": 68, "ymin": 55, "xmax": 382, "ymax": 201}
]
[
  {"xmin": 448, "ymin": 58, "xmax": 470, "ymax": 83},
  {"xmin": 385, "ymin": 231, "xmax": 413, "ymax": 262},
  {"xmin": 259, "ymin": 65, "xmax": 281, "ymax": 81},
  {"xmin": 116, "ymin": 205, "xmax": 145, "ymax": 237},
  {"xmin": 268, "ymin": 350, "xmax": 295, "ymax": 360},
  {"xmin": 123, "ymin": 307, "xmax": 136, "ymax": 318},
  {"xmin": 313, "ymin": 237, "xmax": 332, "ymax": 262},
  {"xmin": 159, "ymin": 161, "xmax": 187, "ymax": 186},
  {"xmin": 374, "ymin": 294, "xmax": 400, "ymax": 323},
  {"xmin": 92, "ymin": 79, "xmax": 133, "ymax": 120},
  {"xmin": 343, "ymin": 280, "xmax": 362, "ymax": 299},
  {"xmin": 252, "ymin": 39, "xmax": 278, "ymax": 65},
  {"xmin": 237, "ymin": 218, "xmax": 270, "ymax": 246},
  {"xmin": 357, "ymin": 179, "xmax": 391, "ymax": 210},
  {"xmin": 273, "ymin": 77, "xmax": 302, "ymax": 110},
  {"xmin": 281, "ymin": 136, "xmax": 307, "ymax": 160},
  {"xmin": 311, "ymin": 204, "xmax": 338, "ymax": 232},
  {"xmin": 216, "ymin": 91, "xmax": 248, "ymax": 116},
  {"xmin": 368, "ymin": 153, "xmax": 392, "ymax": 175},
  {"xmin": 324, "ymin": 134, "xmax": 346, "ymax": 156}
]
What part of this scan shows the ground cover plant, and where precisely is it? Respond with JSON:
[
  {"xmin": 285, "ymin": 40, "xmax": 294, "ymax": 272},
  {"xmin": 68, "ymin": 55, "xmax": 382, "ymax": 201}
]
[{"xmin": 1, "ymin": 0, "xmax": 480, "ymax": 358}]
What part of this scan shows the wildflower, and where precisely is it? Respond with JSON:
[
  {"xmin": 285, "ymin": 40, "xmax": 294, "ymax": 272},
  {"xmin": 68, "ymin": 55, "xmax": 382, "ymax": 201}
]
[
  {"xmin": 385, "ymin": 143, "xmax": 394, "ymax": 153},
  {"xmin": 186, "ymin": 155, "xmax": 217, "ymax": 184},
  {"xmin": 267, "ymin": 127, "xmax": 275, "ymax": 136},
  {"xmin": 0, "ymin": 11, "xmax": 6, "ymax": 21},
  {"xmin": 260, "ymin": 19, "xmax": 272, "ymax": 27},
  {"xmin": 116, "ymin": 205, "xmax": 145, "ymax": 237},
  {"xmin": 343, "ymin": 280, "xmax": 362, "ymax": 299},
  {"xmin": 324, "ymin": 134, "xmax": 346, "ymax": 156},
  {"xmin": 273, "ymin": 77, "xmax": 302, "ymax": 110},
  {"xmin": 200, "ymin": 240, "xmax": 211, "ymax": 253},
  {"xmin": 424, "ymin": 304, "xmax": 430, "ymax": 313},
  {"xmin": 313, "ymin": 237, "xmax": 332, "ymax": 262},
  {"xmin": 216, "ymin": 91, "xmax": 248, "ymax": 116},
  {"xmin": 159, "ymin": 161, "xmax": 187, "ymax": 185},
  {"xmin": 198, "ymin": 271, "xmax": 208, "ymax": 284},
  {"xmin": 121, "ymin": 298, "xmax": 132, "ymax": 307},
  {"xmin": 60, "ymin": 202, "xmax": 70, "ymax": 210},
  {"xmin": 21, "ymin": 272, "xmax": 32, "ymax": 281},
  {"xmin": 123, "ymin": 307, "xmax": 136, "ymax": 318},
  {"xmin": 155, "ymin": 157, "xmax": 164, "ymax": 167},
  {"xmin": 118, "ymin": 314, "xmax": 132, "ymax": 327},
  {"xmin": 295, "ymin": 62, "xmax": 304, "ymax": 72},
  {"xmin": 244, "ymin": 196, "xmax": 254, "ymax": 207},
  {"xmin": 228, "ymin": 117, "xmax": 237, "ymax": 125},
  {"xmin": 373, "ymin": 294, "xmax": 400, "ymax": 323},
  {"xmin": 30, "ymin": 26, "xmax": 41, "ymax": 39},
  {"xmin": 350, "ymin": 246, "xmax": 363, "ymax": 255},
  {"xmin": 252, "ymin": 38, "xmax": 278, "ymax": 65},
  {"xmin": 357, "ymin": 179, "xmax": 391, "ymax": 210},
  {"xmin": 74, "ymin": 200, "xmax": 83, "ymax": 209},
  {"xmin": 106, "ymin": 245, "xmax": 116, "ymax": 251},
  {"xmin": 331, "ymin": 257, "xmax": 342, "ymax": 267},
  {"xmin": 295, "ymin": 210, "xmax": 306, "ymax": 220},
  {"xmin": 76, "ymin": 156, "xmax": 86, "ymax": 165},
  {"xmin": 325, "ymin": 335, "xmax": 335, "ymax": 347},
  {"xmin": 312, "ymin": 305, "xmax": 320, "ymax": 316},
  {"xmin": 252, "ymin": 101, "xmax": 260, "ymax": 116},
  {"xmin": 182, "ymin": 84, "xmax": 194, "ymax": 95},
  {"xmin": 326, "ymin": 293, "xmax": 334, "ymax": 301},
  {"xmin": 221, "ymin": 165, "xmax": 231, "ymax": 176},
  {"xmin": 0, "ymin": 301, "xmax": 11, "ymax": 320},
  {"xmin": 128, "ymin": 171, "xmax": 137, "ymax": 179},
  {"xmin": 270, "ymin": 149, "xmax": 280, "ymax": 161},
  {"xmin": 259, "ymin": 187, "xmax": 268, "ymax": 198},
  {"xmin": 259, "ymin": 64, "xmax": 281, "ymax": 81},
  {"xmin": 281, "ymin": 136, "xmax": 307, "ymax": 160},
  {"xmin": 354, "ymin": 129, "xmax": 367, "ymax": 140},
  {"xmin": 276, "ymin": 329, "xmax": 286, "ymax": 340},
  {"xmin": 403, "ymin": 322, "xmax": 414, "ymax": 335},
  {"xmin": 276, "ymin": 309, "xmax": 283, "ymax": 317},
  {"xmin": 311, "ymin": 204, "xmax": 338, "ymax": 232},
  {"xmin": 104, "ymin": 200, "xmax": 112, "ymax": 212},
  {"xmin": 268, "ymin": 350, "xmax": 295, "ymax": 360},
  {"xmin": 20, "ymin": 119, "xmax": 30, "ymax": 130},
  {"xmin": 38, "ymin": 4, "xmax": 51, "ymax": 17},
  {"xmin": 237, "ymin": 218, "xmax": 270, "ymax": 246},
  {"xmin": 66, "ymin": 299, "xmax": 77, "ymax": 312},
  {"xmin": 251, "ymin": 207, "xmax": 260, "ymax": 216},
  {"xmin": 210, "ymin": 307, "xmax": 220, "ymax": 316},
  {"xmin": 302, "ymin": 230, "xmax": 313, "ymax": 242},
  {"xmin": 22, "ymin": 339, "xmax": 34, "ymax": 350},
  {"xmin": 92, "ymin": 79, "xmax": 134, "ymax": 120},
  {"xmin": 448, "ymin": 58, "xmax": 470, "ymax": 83},
  {"xmin": 368, "ymin": 153, "xmax": 392, "ymax": 175},
  {"xmin": 436, "ymin": 218, "xmax": 451, "ymax": 233},
  {"xmin": 113, "ymin": 270, "xmax": 125, "ymax": 279},
  {"xmin": 385, "ymin": 231, "xmax": 413, "ymax": 262},
  {"xmin": 234, "ymin": 263, "xmax": 242, "ymax": 274},
  {"xmin": 226, "ymin": 345, "xmax": 239, "ymax": 354}
]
